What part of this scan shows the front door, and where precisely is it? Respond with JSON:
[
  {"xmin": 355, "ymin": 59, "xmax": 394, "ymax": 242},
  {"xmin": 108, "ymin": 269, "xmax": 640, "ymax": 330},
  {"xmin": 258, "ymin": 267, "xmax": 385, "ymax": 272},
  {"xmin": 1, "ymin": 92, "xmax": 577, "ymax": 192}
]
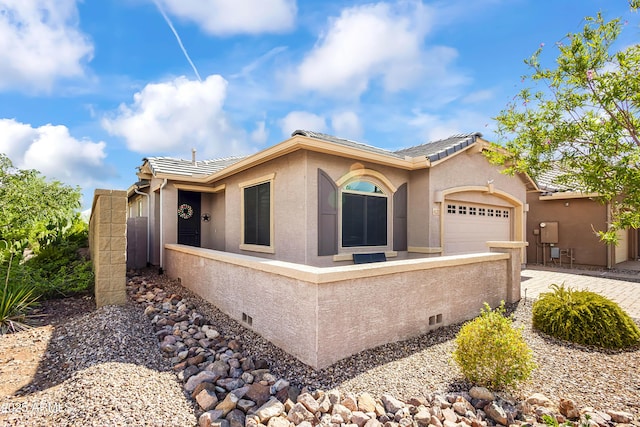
[{"xmin": 177, "ymin": 190, "xmax": 201, "ymax": 247}]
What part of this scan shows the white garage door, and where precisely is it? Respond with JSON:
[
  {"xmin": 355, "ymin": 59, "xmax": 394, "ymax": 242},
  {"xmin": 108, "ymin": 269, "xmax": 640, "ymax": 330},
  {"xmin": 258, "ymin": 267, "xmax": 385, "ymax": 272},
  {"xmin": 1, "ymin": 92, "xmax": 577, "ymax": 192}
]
[{"xmin": 444, "ymin": 202, "xmax": 512, "ymax": 255}]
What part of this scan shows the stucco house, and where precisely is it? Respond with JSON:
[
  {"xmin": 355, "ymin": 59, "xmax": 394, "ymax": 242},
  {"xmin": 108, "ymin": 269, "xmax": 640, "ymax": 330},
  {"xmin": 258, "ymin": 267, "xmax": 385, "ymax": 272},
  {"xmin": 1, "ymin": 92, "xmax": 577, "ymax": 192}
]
[
  {"xmin": 126, "ymin": 130, "xmax": 534, "ymax": 368},
  {"xmin": 526, "ymin": 164, "xmax": 639, "ymax": 268},
  {"xmin": 128, "ymin": 130, "xmax": 534, "ymax": 268}
]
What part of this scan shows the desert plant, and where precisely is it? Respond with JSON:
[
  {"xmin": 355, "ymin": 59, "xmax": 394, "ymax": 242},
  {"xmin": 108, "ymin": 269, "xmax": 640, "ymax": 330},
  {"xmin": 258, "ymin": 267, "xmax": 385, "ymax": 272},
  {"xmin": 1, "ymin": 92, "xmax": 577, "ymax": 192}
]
[
  {"xmin": 452, "ymin": 301, "xmax": 536, "ymax": 390},
  {"xmin": 0, "ymin": 281, "xmax": 40, "ymax": 334},
  {"xmin": 532, "ymin": 283, "xmax": 640, "ymax": 349}
]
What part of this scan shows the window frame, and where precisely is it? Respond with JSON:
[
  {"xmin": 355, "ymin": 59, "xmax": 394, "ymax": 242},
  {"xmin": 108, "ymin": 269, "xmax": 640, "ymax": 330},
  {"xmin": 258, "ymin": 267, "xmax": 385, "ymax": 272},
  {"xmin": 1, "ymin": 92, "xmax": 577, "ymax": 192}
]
[
  {"xmin": 339, "ymin": 178, "xmax": 391, "ymax": 250},
  {"xmin": 239, "ymin": 173, "xmax": 275, "ymax": 254}
]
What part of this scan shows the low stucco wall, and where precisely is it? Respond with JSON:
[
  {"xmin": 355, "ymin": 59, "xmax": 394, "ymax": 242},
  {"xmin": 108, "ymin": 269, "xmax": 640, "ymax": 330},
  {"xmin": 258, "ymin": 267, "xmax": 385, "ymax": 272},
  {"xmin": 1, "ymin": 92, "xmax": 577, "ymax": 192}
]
[
  {"xmin": 89, "ymin": 189, "xmax": 128, "ymax": 307},
  {"xmin": 165, "ymin": 243, "xmax": 523, "ymax": 368}
]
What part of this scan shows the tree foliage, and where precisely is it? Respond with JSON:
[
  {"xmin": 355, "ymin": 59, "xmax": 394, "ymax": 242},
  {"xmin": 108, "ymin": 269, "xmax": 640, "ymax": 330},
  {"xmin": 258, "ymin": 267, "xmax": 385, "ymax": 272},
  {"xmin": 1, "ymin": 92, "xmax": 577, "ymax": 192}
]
[
  {"xmin": 489, "ymin": 4, "xmax": 640, "ymax": 243},
  {"xmin": 0, "ymin": 153, "xmax": 81, "ymax": 257}
]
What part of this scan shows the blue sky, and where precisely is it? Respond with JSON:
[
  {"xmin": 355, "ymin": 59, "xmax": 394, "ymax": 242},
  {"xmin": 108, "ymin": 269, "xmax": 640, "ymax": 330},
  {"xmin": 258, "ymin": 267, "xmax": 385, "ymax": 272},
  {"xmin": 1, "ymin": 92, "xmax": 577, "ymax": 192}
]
[{"xmin": 0, "ymin": 0, "xmax": 638, "ymax": 208}]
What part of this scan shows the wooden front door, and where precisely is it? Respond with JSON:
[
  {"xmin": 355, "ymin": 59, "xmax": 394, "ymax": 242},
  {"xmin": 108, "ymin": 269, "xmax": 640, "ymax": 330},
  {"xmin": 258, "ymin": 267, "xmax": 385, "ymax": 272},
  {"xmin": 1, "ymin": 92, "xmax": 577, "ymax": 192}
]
[{"xmin": 177, "ymin": 190, "xmax": 201, "ymax": 247}]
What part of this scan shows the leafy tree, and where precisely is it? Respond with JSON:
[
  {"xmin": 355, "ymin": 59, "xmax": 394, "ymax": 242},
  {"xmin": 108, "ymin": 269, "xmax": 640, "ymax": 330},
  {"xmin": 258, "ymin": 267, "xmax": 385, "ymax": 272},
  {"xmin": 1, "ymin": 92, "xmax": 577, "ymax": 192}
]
[
  {"xmin": 489, "ymin": 3, "xmax": 639, "ymax": 243},
  {"xmin": 0, "ymin": 153, "xmax": 81, "ymax": 258}
]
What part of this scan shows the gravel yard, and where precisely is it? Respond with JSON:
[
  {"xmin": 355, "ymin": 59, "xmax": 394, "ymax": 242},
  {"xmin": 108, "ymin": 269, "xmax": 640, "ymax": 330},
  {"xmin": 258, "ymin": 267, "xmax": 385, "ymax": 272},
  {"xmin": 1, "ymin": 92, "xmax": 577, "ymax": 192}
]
[{"xmin": 1, "ymin": 270, "xmax": 639, "ymax": 426}]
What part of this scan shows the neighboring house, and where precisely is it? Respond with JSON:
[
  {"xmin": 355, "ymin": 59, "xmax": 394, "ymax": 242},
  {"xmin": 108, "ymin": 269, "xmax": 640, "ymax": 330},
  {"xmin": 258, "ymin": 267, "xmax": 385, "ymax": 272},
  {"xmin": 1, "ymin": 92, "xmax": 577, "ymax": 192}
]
[
  {"xmin": 128, "ymin": 130, "xmax": 535, "ymax": 269},
  {"xmin": 526, "ymin": 164, "xmax": 639, "ymax": 268}
]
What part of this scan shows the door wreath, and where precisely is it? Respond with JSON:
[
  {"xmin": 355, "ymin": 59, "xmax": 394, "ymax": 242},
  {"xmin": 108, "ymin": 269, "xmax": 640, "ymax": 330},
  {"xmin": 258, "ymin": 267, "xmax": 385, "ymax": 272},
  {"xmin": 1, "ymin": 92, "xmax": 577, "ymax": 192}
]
[{"xmin": 177, "ymin": 203, "xmax": 194, "ymax": 219}]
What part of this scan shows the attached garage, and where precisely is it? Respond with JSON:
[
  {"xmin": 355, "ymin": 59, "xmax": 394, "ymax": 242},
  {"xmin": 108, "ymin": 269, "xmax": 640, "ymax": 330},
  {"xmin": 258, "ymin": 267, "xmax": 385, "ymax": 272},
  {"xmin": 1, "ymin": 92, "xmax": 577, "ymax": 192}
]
[{"xmin": 444, "ymin": 201, "xmax": 512, "ymax": 255}]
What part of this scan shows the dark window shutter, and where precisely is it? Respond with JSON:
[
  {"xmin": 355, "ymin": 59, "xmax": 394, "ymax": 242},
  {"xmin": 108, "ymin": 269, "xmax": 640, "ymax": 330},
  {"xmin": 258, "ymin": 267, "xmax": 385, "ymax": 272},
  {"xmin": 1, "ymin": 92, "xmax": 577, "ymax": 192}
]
[
  {"xmin": 393, "ymin": 183, "xmax": 408, "ymax": 251},
  {"xmin": 318, "ymin": 169, "xmax": 338, "ymax": 256}
]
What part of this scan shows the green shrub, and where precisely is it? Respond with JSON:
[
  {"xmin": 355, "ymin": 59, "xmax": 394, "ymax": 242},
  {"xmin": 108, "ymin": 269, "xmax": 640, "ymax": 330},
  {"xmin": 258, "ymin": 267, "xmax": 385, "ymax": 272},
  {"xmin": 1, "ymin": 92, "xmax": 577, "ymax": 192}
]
[
  {"xmin": 452, "ymin": 301, "xmax": 536, "ymax": 390},
  {"xmin": 532, "ymin": 283, "xmax": 640, "ymax": 349},
  {"xmin": 0, "ymin": 281, "xmax": 40, "ymax": 334}
]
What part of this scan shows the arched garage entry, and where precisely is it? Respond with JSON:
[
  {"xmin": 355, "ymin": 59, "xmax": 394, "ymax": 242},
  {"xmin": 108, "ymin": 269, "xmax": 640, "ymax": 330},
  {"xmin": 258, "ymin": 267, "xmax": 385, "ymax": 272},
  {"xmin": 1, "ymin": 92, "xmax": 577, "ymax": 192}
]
[{"xmin": 439, "ymin": 186, "xmax": 524, "ymax": 255}]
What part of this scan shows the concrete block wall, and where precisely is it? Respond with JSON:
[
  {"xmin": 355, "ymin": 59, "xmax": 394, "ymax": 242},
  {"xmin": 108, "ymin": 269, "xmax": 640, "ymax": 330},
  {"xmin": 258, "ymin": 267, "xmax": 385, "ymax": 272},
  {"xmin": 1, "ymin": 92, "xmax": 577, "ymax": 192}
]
[
  {"xmin": 89, "ymin": 189, "xmax": 128, "ymax": 307},
  {"xmin": 165, "ymin": 243, "xmax": 525, "ymax": 369}
]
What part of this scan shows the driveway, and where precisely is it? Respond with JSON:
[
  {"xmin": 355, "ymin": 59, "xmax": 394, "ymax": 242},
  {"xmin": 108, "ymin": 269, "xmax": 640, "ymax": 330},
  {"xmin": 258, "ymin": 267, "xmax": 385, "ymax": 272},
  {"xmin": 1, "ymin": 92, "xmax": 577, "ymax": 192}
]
[{"xmin": 521, "ymin": 267, "xmax": 640, "ymax": 319}]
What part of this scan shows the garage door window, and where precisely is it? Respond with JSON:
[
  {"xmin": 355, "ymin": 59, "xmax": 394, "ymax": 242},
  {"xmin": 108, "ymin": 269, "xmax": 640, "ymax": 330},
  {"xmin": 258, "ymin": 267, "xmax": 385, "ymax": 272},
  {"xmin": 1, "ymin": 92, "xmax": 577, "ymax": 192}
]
[{"xmin": 342, "ymin": 180, "xmax": 387, "ymax": 247}]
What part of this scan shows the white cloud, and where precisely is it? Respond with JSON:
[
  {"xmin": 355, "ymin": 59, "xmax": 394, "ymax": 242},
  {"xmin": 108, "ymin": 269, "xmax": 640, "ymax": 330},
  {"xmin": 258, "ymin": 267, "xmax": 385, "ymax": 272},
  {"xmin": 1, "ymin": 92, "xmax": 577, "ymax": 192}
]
[
  {"xmin": 0, "ymin": 0, "xmax": 93, "ymax": 92},
  {"xmin": 0, "ymin": 118, "xmax": 109, "ymax": 186},
  {"xmin": 156, "ymin": 0, "xmax": 297, "ymax": 35},
  {"xmin": 250, "ymin": 120, "xmax": 268, "ymax": 144},
  {"xmin": 294, "ymin": 1, "xmax": 436, "ymax": 97},
  {"xmin": 463, "ymin": 89, "xmax": 495, "ymax": 104},
  {"xmin": 280, "ymin": 111, "xmax": 327, "ymax": 137},
  {"xmin": 408, "ymin": 108, "xmax": 491, "ymax": 142},
  {"xmin": 331, "ymin": 111, "xmax": 362, "ymax": 139},
  {"xmin": 102, "ymin": 75, "xmax": 248, "ymax": 158}
]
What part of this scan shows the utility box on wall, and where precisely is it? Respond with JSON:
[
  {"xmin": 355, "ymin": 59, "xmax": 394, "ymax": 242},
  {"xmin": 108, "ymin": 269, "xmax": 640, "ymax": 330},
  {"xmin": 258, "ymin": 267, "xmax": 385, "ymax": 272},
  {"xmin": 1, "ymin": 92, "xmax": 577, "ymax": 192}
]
[{"xmin": 540, "ymin": 221, "xmax": 559, "ymax": 244}]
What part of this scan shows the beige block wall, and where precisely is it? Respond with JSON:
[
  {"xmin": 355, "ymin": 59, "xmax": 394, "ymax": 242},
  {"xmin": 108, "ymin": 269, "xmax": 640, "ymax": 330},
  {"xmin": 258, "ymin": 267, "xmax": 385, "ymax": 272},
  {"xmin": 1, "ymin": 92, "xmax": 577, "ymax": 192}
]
[
  {"xmin": 165, "ymin": 243, "xmax": 521, "ymax": 369},
  {"xmin": 89, "ymin": 189, "xmax": 128, "ymax": 307}
]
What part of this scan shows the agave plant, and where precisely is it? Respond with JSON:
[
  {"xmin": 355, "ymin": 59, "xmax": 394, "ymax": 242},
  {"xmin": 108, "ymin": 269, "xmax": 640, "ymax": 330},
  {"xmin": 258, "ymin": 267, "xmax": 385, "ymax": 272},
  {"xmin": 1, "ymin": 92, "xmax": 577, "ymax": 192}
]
[{"xmin": 0, "ymin": 282, "xmax": 40, "ymax": 334}]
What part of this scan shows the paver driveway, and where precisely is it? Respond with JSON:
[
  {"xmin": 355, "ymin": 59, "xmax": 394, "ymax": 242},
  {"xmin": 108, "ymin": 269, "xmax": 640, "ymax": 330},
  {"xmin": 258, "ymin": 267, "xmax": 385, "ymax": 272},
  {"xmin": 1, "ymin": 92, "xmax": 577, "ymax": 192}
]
[{"xmin": 521, "ymin": 267, "xmax": 640, "ymax": 319}]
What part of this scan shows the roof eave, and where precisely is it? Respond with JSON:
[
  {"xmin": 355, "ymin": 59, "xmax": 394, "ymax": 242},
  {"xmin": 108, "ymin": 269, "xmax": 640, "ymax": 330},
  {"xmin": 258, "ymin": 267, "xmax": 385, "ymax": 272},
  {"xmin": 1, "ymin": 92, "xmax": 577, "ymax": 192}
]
[{"xmin": 203, "ymin": 135, "xmax": 429, "ymax": 184}]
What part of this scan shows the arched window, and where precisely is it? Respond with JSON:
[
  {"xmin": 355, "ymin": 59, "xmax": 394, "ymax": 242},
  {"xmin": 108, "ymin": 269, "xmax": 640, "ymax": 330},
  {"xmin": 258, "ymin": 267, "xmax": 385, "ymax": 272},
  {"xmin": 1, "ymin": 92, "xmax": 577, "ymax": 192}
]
[{"xmin": 341, "ymin": 180, "xmax": 388, "ymax": 247}]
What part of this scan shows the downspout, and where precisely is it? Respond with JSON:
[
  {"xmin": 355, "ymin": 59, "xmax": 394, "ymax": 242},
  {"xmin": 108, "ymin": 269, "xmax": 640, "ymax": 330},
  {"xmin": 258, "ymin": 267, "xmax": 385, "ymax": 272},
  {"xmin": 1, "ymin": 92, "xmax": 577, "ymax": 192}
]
[
  {"xmin": 133, "ymin": 188, "xmax": 150, "ymax": 266},
  {"xmin": 606, "ymin": 202, "xmax": 612, "ymax": 269},
  {"xmin": 159, "ymin": 179, "xmax": 168, "ymax": 274}
]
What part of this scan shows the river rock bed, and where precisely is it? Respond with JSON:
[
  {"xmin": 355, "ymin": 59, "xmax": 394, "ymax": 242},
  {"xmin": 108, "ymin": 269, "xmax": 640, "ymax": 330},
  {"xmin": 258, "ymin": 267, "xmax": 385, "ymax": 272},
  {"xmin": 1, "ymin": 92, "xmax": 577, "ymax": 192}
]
[{"xmin": 127, "ymin": 273, "xmax": 640, "ymax": 427}]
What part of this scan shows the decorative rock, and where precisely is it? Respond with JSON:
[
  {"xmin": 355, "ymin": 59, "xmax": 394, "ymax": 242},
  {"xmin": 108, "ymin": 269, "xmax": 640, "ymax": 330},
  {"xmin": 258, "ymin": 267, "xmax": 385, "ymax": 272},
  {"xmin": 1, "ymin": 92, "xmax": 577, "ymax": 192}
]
[
  {"xmin": 559, "ymin": 398, "xmax": 580, "ymax": 419},
  {"xmin": 342, "ymin": 393, "xmax": 359, "ymax": 412},
  {"xmin": 332, "ymin": 403, "xmax": 353, "ymax": 422},
  {"xmin": 226, "ymin": 409, "xmax": 246, "ymax": 427},
  {"xmin": 453, "ymin": 401, "xmax": 473, "ymax": 416},
  {"xmin": 267, "ymin": 416, "xmax": 290, "ymax": 427},
  {"xmin": 606, "ymin": 410, "xmax": 634, "ymax": 424},
  {"xmin": 483, "ymin": 402, "xmax": 507, "ymax": 426},
  {"xmin": 230, "ymin": 385, "xmax": 250, "ymax": 399},
  {"xmin": 246, "ymin": 382, "xmax": 272, "ymax": 407},
  {"xmin": 413, "ymin": 409, "xmax": 431, "ymax": 427},
  {"xmin": 469, "ymin": 387, "xmax": 494, "ymax": 402},
  {"xmin": 430, "ymin": 415, "xmax": 443, "ymax": 427},
  {"xmin": 535, "ymin": 406, "xmax": 556, "ymax": 422},
  {"xmin": 442, "ymin": 408, "xmax": 458, "ymax": 423},
  {"xmin": 196, "ymin": 389, "xmax": 219, "ymax": 411},
  {"xmin": 351, "ymin": 411, "xmax": 372, "ymax": 427},
  {"xmin": 206, "ymin": 329, "xmax": 220, "ymax": 340},
  {"xmin": 199, "ymin": 410, "xmax": 225, "ymax": 427},
  {"xmin": 217, "ymin": 377, "xmax": 244, "ymax": 391},
  {"xmin": 288, "ymin": 402, "xmax": 316, "ymax": 424},
  {"xmin": 186, "ymin": 371, "xmax": 220, "ymax": 392},
  {"xmin": 526, "ymin": 393, "xmax": 554, "ymax": 408},
  {"xmin": 298, "ymin": 392, "xmax": 321, "ymax": 413},
  {"xmin": 317, "ymin": 394, "xmax": 332, "ymax": 413},
  {"xmin": 364, "ymin": 419, "xmax": 383, "ymax": 427},
  {"xmin": 237, "ymin": 399, "xmax": 256, "ymax": 413},
  {"xmin": 382, "ymin": 394, "xmax": 404, "ymax": 414},
  {"xmin": 215, "ymin": 392, "xmax": 239, "ymax": 416},
  {"xmin": 209, "ymin": 360, "xmax": 230, "ymax": 377},
  {"xmin": 183, "ymin": 365, "xmax": 201, "ymax": 381},
  {"xmin": 254, "ymin": 397, "xmax": 286, "ymax": 423},
  {"xmin": 358, "ymin": 393, "xmax": 378, "ymax": 413},
  {"xmin": 188, "ymin": 354, "xmax": 205, "ymax": 366},
  {"xmin": 192, "ymin": 381, "xmax": 218, "ymax": 400}
]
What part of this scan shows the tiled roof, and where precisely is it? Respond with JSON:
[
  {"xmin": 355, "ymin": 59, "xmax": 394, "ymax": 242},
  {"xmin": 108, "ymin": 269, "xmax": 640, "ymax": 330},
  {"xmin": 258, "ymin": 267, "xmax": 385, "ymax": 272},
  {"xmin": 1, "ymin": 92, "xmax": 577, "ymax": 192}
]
[
  {"xmin": 292, "ymin": 130, "xmax": 482, "ymax": 162},
  {"xmin": 394, "ymin": 132, "xmax": 482, "ymax": 162},
  {"xmin": 291, "ymin": 130, "xmax": 403, "ymax": 158},
  {"xmin": 144, "ymin": 156, "xmax": 246, "ymax": 177},
  {"xmin": 534, "ymin": 163, "xmax": 580, "ymax": 192}
]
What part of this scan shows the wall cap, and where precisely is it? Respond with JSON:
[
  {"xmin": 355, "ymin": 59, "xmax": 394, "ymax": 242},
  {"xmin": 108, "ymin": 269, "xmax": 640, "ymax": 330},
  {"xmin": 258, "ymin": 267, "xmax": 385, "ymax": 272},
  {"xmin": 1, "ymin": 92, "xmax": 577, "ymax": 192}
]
[
  {"xmin": 166, "ymin": 243, "xmax": 509, "ymax": 284},
  {"xmin": 486, "ymin": 241, "xmax": 528, "ymax": 248}
]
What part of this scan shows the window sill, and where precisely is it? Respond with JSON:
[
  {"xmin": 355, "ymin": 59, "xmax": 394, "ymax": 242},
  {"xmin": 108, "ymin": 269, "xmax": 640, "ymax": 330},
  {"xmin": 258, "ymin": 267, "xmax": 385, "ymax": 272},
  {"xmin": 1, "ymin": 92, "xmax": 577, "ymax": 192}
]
[
  {"xmin": 333, "ymin": 250, "xmax": 397, "ymax": 262},
  {"xmin": 240, "ymin": 244, "xmax": 275, "ymax": 254}
]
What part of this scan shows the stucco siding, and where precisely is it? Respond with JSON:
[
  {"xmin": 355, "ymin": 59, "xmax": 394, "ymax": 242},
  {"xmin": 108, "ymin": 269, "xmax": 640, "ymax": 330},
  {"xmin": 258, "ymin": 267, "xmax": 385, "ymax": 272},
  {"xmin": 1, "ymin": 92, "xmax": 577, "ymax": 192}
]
[
  {"xmin": 165, "ymin": 243, "xmax": 521, "ymax": 369},
  {"xmin": 526, "ymin": 195, "xmax": 608, "ymax": 266}
]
